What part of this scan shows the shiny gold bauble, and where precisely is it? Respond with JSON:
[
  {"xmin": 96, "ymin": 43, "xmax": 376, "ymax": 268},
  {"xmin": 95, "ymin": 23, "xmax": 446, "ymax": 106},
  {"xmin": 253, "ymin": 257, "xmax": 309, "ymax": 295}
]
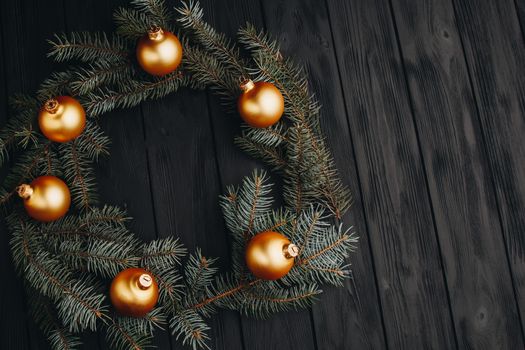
[
  {"xmin": 136, "ymin": 27, "xmax": 183, "ymax": 76},
  {"xmin": 237, "ymin": 80, "xmax": 284, "ymax": 128},
  {"xmin": 245, "ymin": 231, "xmax": 298, "ymax": 280},
  {"xmin": 17, "ymin": 176, "xmax": 71, "ymax": 222},
  {"xmin": 110, "ymin": 268, "xmax": 159, "ymax": 317},
  {"xmin": 38, "ymin": 96, "xmax": 86, "ymax": 143}
]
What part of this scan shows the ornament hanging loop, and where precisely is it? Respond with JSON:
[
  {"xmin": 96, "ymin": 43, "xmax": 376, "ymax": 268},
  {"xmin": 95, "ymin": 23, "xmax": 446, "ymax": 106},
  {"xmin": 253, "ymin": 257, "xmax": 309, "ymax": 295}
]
[
  {"xmin": 17, "ymin": 184, "xmax": 33, "ymax": 199},
  {"xmin": 283, "ymin": 243, "xmax": 299, "ymax": 259},
  {"xmin": 148, "ymin": 25, "xmax": 164, "ymax": 40},
  {"xmin": 240, "ymin": 78, "xmax": 255, "ymax": 92},
  {"xmin": 44, "ymin": 99, "xmax": 59, "ymax": 114},
  {"xmin": 138, "ymin": 273, "xmax": 153, "ymax": 289}
]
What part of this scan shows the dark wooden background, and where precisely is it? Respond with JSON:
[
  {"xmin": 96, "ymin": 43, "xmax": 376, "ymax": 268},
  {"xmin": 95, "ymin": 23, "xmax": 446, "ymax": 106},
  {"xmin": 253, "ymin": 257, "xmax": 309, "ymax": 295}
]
[{"xmin": 1, "ymin": 0, "xmax": 525, "ymax": 349}]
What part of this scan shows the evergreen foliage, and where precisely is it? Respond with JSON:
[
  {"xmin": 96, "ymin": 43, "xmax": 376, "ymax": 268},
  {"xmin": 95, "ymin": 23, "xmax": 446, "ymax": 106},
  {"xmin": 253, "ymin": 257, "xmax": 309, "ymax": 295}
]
[{"xmin": 0, "ymin": 0, "xmax": 357, "ymax": 349}]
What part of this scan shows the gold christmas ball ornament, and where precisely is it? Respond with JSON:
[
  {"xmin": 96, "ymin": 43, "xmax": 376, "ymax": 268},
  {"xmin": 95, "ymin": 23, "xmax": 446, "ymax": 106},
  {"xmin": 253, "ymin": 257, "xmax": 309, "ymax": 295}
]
[
  {"xmin": 245, "ymin": 231, "xmax": 299, "ymax": 280},
  {"xmin": 38, "ymin": 96, "xmax": 86, "ymax": 143},
  {"xmin": 136, "ymin": 26, "xmax": 183, "ymax": 76},
  {"xmin": 17, "ymin": 176, "xmax": 71, "ymax": 222},
  {"xmin": 237, "ymin": 80, "xmax": 284, "ymax": 128},
  {"xmin": 110, "ymin": 268, "xmax": 159, "ymax": 317}
]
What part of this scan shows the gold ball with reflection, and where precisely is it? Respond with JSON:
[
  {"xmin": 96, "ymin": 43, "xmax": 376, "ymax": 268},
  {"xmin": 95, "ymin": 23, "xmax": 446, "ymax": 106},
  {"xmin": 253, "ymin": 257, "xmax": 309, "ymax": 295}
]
[
  {"xmin": 38, "ymin": 96, "xmax": 86, "ymax": 143},
  {"xmin": 110, "ymin": 268, "xmax": 159, "ymax": 317},
  {"xmin": 136, "ymin": 27, "xmax": 183, "ymax": 76},
  {"xmin": 17, "ymin": 176, "xmax": 71, "ymax": 222},
  {"xmin": 237, "ymin": 80, "xmax": 284, "ymax": 128},
  {"xmin": 245, "ymin": 231, "xmax": 298, "ymax": 280}
]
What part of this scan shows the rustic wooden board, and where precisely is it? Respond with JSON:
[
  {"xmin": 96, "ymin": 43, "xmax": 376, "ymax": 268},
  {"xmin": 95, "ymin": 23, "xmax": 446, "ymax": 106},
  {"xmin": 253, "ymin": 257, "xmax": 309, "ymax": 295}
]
[
  {"xmin": 452, "ymin": 0, "xmax": 525, "ymax": 338},
  {"xmin": 390, "ymin": 0, "xmax": 525, "ymax": 348},
  {"xmin": 0, "ymin": 10, "xmax": 32, "ymax": 350},
  {"xmin": 325, "ymin": 0, "xmax": 458, "ymax": 348}
]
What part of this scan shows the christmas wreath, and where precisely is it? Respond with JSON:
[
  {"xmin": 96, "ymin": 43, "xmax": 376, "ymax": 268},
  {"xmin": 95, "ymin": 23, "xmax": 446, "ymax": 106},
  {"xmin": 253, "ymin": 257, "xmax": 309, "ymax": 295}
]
[{"xmin": 0, "ymin": 1, "xmax": 357, "ymax": 349}]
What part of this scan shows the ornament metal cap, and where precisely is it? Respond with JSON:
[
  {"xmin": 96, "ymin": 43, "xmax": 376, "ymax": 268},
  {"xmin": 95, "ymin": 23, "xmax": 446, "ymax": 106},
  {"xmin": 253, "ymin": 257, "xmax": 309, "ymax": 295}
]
[
  {"xmin": 283, "ymin": 243, "xmax": 299, "ymax": 259},
  {"xmin": 148, "ymin": 25, "xmax": 164, "ymax": 40},
  {"xmin": 17, "ymin": 184, "xmax": 33, "ymax": 199},
  {"xmin": 240, "ymin": 79, "xmax": 255, "ymax": 92},
  {"xmin": 138, "ymin": 273, "xmax": 153, "ymax": 289},
  {"xmin": 44, "ymin": 99, "xmax": 59, "ymax": 114}
]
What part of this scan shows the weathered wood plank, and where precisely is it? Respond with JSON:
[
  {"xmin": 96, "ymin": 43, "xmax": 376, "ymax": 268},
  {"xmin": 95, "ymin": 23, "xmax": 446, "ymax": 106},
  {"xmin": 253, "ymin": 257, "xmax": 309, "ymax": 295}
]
[
  {"xmin": 325, "ymin": 0, "xmax": 458, "ymax": 348},
  {"xmin": 452, "ymin": 0, "xmax": 525, "ymax": 338},
  {"xmin": 514, "ymin": 0, "xmax": 525, "ymax": 43},
  {"xmin": 390, "ymin": 0, "xmax": 525, "ymax": 348},
  {"xmin": 0, "ymin": 14, "xmax": 33, "ymax": 350},
  {"xmin": 259, "ymin": 0, "xmax": 388, "ymax": 348}
]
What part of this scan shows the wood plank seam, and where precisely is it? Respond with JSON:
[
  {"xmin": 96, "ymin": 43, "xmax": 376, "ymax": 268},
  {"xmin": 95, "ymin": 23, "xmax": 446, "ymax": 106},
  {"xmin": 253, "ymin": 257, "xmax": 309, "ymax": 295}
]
[
  {"xmin": 385, "ymin": 0, "xmax": 461, "ymax": 348},
  {"xmin": 321, "ymin": 0, "xmax": 391, "ymax": 348},
  {"xmin": 449, "ymin": 0, "xmax": 525, "ymax": 341}
]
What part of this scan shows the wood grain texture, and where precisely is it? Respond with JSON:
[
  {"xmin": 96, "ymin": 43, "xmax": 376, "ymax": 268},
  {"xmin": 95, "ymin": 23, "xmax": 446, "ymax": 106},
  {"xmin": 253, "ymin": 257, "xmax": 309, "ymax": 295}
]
[
  {"xmin": 325, "ymin": 0, "xmax": 458, "ymax": 348},
  {"xmin": 260, "ymin": 0, "xmax": 388, "ymax": 348},
  {"xmin": 0, "ymin": 12, "xmax": 32, "ymax": 350},
  {"xmin": 452, "ymin": 0, "xmax": 525, "ymax": 338},
  {"xmin": 390, "ymin": 0, "xmax": 525, "ymax": 348}
]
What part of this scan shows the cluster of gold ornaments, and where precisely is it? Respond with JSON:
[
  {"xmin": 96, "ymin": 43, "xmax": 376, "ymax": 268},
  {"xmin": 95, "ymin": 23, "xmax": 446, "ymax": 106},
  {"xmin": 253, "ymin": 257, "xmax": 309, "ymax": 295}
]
[
  {"xmin": 17, "ymin": 26, "xmax": 292, "ymax": 318},
  {"xmin": 17, "ymin": 95, "xmax": 86, "ymax": 222}
]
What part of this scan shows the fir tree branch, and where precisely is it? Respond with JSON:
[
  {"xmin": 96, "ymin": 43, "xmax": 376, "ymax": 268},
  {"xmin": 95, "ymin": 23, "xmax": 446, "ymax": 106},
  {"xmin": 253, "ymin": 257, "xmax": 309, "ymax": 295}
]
[
  {"xmin": 59, "ymin": 140, "xmax": 98, "ymax": 210},
  {"xmin": 105, "ymin": 318, "xmax": 153, "ymax": 350},
  {"xmin": 58, "ymin": 240, "xmax": 139, "ymax": 278},
  {"xmin": 140, "ymin": 237, "xmax": 186, "ymax": 269},
  {"xmin": 38, "ymin": 71, "xmax": 75, "ymax": 101},
  {"xmin": 115, "ymin": 308, "xmax": 166, "ymax": 337},
  {"xmin": 190, "ymin": 279, "xmax": 262, "ymax": 311},
  {"xmin": 131, "ymin": 0, "xmax": 172, "ymax": 28},
  {"xmin": 71, "ymin": 61, "xmax": 134, "ymax": 95},
  {"xmin": 84, "ymin": 72, "xmax": 189, "ymax": 117},
  {"xmin": 114, "ymin": 7, "xmax": 155, "ymax": 40},
  {"xmin": 75, "ymin": 120, "xmax": 111, "ymax": 161},
  {"xmin": 170, "ymin": 308, "xmax": 211, "ymax": 350},
  {"xmin": 28, "ymin": 291, "xmax": 83, "ymax": 350},
  {"xmin": 240, "ymin": 283, "xmax": 320, "ymax": 317},
  {"xmin": 1, "ymin": 142, "xmax": 53, "ymax": 205},
  {"xmin": 182, "ymin": 42, "xmax": 238, "ymax": 107},
  {"xmin": 298, "ymin": 233, "xmax": 350, "ymax": 265},
  {"xmin": 9, "ymin": 217, "xmax": 108, "ymax": 332},
  {"xmin": 0, "ymin": 96, "xmax": 39, "ymax": 165},
  {"xmin": 48, "ymin": 32, "xmax": 129, "ymax": 63},
  {"xmin": 177, "ymin": 1, "xmax": 248, "ymax": 78},
  {"xmin": 234, "ymin": 136, "xmax": 286, "ymax": 171},
  {"xmin": 8, "ymin": 93, "xmax": 40, "ymax": 112},
  {"xmin": 184, "ymin": 249, "xmax": 218, "ymax": 299},
  {"xmin": 154, "ymin": 269, "xmax": 184, "ymax": 306},
  {"xmin": 79, "ymin": 205, "xmax": 131, "ymax": 228}
]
